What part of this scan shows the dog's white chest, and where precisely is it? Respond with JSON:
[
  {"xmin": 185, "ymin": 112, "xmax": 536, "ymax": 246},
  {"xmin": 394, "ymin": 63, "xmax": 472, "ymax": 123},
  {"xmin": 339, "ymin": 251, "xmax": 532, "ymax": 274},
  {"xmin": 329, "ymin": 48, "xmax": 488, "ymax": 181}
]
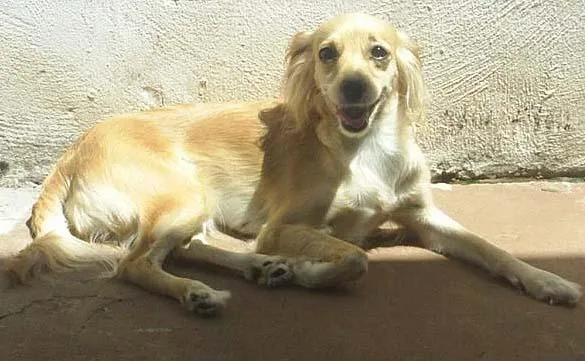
[
  {"xmin": 341, "ymin": 129, "xmax": 403, "ymax": 209},
  {"xmin": 327, "ymin": 129, "xmax": 405, "ymax": 241},
  {"xmin": 348, "ymin": 148, "xmax": 399, "ymax": 208}
]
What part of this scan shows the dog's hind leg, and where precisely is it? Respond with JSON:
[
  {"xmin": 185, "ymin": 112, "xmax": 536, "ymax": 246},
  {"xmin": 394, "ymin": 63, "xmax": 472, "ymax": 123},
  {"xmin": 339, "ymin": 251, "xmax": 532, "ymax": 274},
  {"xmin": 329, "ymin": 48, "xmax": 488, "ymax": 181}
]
[
  {"xmin": 173, "ymin": 240, "xmax": 294, "ymax": 287},
  {"xmin": 175, "ymin": 224, "xmax": 368, "ymax": 289},
  {"xmin": 117, "ymin": 197, "xmax": 230, "ymax": 316}
]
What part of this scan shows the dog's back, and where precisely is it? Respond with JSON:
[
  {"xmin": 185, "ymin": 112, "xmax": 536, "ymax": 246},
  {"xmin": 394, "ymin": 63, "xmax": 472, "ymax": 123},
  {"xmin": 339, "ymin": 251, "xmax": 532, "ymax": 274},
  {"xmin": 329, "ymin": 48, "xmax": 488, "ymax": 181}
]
[{"xmin": 9, "ymin": 102, "xmax": 268, "ymax": 283}]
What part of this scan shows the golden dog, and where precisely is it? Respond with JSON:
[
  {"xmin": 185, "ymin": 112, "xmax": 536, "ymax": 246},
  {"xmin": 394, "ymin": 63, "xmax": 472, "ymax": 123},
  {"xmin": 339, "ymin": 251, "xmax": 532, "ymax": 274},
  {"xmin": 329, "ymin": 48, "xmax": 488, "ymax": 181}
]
[{"xmin": 7, "ymin": 14, "xmax": 581, "ymax": 315}]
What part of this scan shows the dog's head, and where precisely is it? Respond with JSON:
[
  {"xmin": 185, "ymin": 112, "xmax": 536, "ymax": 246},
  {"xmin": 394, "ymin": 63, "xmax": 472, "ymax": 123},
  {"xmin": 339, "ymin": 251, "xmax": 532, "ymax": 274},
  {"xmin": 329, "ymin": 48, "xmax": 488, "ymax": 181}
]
[{"xmin": 283, "ymin": 14, "xmax": 426, "ymax": 138}]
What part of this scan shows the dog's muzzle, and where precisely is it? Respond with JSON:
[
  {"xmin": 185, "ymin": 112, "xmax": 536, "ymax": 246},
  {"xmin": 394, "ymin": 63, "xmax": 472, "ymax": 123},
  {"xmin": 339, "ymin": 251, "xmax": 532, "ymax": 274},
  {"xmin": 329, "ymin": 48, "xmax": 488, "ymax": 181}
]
[{"xmin": 337, "ymin": 95, "xmax": 383, "ymax": 133}]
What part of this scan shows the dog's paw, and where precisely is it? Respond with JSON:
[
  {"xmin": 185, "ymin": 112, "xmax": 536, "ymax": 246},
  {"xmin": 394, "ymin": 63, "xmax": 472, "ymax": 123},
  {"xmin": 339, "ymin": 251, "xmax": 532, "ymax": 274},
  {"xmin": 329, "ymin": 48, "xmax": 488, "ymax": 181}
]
[
  {"xmin": 181, "ymin": 286, "xmax": 231, "ymax": 316},
  {"xmin": 518, "ymin": 269, "xmax": 582, "ymax": 306},
  {"xmin": 245, "ymin": 256, "xmax": 293, "ymax": 288}
]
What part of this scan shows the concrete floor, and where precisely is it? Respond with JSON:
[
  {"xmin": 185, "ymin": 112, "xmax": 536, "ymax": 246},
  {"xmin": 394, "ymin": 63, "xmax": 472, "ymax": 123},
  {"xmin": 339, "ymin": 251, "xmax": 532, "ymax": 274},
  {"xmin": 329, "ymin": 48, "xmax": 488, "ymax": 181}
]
[{"xmin": 0, "ymin": 182, "xmax": 584, "ymax": 361}]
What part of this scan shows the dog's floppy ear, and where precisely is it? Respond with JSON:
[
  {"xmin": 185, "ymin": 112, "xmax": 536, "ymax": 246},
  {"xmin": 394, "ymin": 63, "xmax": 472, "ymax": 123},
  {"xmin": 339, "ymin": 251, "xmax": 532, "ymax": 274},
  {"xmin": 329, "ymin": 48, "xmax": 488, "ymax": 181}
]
[
  {"xmin": 283, "ymin": 31, "xmax": 318, "ymax": 129},
  {"xmin": 395, "ymin": 31, "xmax": 427, "ymax": 122}
]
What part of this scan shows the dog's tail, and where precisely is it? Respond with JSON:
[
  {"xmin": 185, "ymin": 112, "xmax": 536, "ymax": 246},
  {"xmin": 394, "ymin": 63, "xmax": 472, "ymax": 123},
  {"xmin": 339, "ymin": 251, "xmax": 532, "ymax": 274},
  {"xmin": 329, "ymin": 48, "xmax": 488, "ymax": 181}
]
[{"xmin": 4, "ymin": 164, "xmax": 122, "ymax": 284}]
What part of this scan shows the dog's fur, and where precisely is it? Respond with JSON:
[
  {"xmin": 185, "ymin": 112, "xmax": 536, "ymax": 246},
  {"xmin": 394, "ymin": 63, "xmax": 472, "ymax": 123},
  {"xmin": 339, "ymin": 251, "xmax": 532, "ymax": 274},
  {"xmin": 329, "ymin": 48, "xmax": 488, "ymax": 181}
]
[{"xmin": 6, "ymin": 14, "xmax": 581, "ymax": 315}]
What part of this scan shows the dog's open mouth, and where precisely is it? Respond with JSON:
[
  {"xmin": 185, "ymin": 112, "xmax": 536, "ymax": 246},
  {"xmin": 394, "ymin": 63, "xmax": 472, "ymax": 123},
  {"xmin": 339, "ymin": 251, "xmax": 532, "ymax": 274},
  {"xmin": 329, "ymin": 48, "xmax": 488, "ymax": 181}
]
[{"xmin": 337, "ymin": 100, "xmax": 380, "ymax": 133}]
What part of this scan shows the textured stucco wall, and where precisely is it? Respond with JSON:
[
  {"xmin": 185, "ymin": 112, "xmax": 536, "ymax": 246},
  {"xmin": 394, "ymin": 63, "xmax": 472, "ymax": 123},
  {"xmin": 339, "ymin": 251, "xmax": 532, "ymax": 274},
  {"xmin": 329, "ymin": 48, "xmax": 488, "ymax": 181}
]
[{"xmin": 1, "ymin": 0, "xmax": 584, "ymax": 186}]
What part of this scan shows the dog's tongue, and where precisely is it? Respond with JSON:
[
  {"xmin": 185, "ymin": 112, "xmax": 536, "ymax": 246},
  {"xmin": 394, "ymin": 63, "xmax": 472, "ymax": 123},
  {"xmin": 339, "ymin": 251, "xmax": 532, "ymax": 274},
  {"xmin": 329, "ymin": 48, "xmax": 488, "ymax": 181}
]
[{"xmin": 340, "ymin": 107, "xmax": 368, "ymax": 130}]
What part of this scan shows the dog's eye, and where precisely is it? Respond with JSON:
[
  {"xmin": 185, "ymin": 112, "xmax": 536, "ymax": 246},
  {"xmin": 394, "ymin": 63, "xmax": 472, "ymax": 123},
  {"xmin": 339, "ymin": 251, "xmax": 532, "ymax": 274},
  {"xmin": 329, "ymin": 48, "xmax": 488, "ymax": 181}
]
[
  {"xmin": 319, "ymin": 46, "xmax": 338, "ymax": 63},
  {"xmin": 371, "ymin": 45, "xmax": 389, "ymax": 60}
]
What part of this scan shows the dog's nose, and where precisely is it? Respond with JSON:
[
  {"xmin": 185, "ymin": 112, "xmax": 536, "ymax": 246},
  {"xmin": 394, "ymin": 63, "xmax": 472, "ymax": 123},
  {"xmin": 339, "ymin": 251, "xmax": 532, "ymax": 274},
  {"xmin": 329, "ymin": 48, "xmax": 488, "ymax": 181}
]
[{"xmin": 341, "ymin": 76, "xmax": 368, "ymax": 104}]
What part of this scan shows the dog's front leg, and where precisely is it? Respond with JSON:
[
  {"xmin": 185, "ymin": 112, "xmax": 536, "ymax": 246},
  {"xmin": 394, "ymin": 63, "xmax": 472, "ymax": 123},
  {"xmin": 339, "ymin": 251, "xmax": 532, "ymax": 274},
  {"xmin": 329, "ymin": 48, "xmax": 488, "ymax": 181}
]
[
  {"xmin": 256, "ymin": 224, "xmax": 369, "ymax": 288},
  {"xmin": 392, "ymin": 205, "xmax": 582, "ymax": 306}
]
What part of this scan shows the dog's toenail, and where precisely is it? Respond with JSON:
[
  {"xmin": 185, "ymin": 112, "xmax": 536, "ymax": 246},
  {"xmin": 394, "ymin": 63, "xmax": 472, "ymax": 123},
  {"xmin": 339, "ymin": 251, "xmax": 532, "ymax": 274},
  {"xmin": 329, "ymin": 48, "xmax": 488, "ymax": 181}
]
[
  {"xmin": 191, "ymin": 293, "xmax": 209, "ymax": 302},
  {"xmin": 198, "ymin": 302, "xmax": 214, "ymax": 309},
  {"xmin": 271, "ymin": 268, "xmax": 286, "ymax": 278}
]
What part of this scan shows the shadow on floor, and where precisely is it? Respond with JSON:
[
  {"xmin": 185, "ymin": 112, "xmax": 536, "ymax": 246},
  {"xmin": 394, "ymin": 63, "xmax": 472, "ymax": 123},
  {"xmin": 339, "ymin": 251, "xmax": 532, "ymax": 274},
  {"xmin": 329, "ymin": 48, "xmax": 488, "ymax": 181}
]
[{"xmin": 1, "ymin": 253, "xmax": 583, "ymax": 361}]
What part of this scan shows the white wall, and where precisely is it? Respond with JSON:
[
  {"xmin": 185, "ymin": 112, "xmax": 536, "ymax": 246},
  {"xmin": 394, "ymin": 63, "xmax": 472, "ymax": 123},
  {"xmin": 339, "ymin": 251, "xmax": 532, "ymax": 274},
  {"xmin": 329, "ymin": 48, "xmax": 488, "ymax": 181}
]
[{"xmin": 1, "ymin": 0, "xmax": 584, "ymax": 186}]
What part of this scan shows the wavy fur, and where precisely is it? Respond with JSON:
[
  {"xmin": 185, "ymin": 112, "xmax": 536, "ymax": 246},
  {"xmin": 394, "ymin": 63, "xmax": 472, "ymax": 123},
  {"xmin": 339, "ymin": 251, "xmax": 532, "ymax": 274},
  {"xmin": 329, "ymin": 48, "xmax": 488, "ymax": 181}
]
[{"xmin": 6, "ymin": 14, "xmax": 580, "ymax": 316}]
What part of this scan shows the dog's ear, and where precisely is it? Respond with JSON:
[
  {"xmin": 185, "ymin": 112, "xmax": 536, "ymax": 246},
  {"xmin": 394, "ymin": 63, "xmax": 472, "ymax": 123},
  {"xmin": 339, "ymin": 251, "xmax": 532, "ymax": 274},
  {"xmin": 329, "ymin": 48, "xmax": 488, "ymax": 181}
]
[
  {"xmin": 395, "ymin": 31, "xmax": 427, "ymax": 122},
  {"xmin": 283, "ymin": 31, "xmax": 319, "ymax": 129}
]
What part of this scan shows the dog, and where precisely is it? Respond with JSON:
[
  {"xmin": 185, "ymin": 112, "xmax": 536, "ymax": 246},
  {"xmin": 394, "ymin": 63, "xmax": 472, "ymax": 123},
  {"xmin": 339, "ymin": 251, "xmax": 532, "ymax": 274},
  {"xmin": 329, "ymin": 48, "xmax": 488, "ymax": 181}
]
[{"xmin": 6, "ymin": 13, "xmax": 581, "ymax": 315}]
